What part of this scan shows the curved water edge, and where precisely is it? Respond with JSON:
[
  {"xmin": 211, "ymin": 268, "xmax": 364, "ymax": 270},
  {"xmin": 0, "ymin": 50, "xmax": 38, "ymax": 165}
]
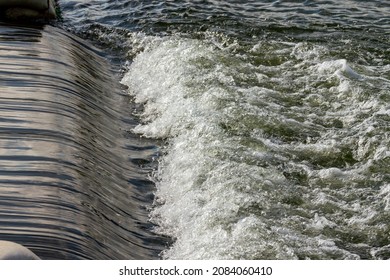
[
  {"xmin": 59, "ymin": 0, "xmax": 389, "ymax": 260},
  {"xmin": 0, "ymin": 23, "xmax": 167, "ymax": 259},
  {"xmin": 0, "ymin": 240, "xmax": 40, "ymax": 260}
]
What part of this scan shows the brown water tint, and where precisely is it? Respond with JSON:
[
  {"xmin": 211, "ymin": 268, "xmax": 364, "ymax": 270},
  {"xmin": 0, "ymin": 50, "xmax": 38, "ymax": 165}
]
[{"xmin": 0, "ymin": 23, "xmax": 167, "ymax": 259}]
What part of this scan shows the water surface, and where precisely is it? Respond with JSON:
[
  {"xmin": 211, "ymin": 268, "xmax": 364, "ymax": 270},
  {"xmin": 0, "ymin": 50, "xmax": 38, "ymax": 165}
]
[
  {"xmin": 1, "ymin": 0, "xmax": 389, "ymax": 259},
  {"xmin": 0, "ymin": 23, "xmax": 166, "ymax": 259}
]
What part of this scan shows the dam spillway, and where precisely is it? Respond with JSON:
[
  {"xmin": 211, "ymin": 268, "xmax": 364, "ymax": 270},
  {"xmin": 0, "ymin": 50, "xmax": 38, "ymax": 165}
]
[{"xmin": 0, "ymin": 23, "xmax": 166, "ymax": 259}]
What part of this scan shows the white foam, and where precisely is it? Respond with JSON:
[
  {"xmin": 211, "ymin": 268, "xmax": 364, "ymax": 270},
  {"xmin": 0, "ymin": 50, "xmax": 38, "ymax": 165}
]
[
  {"xmin": 121, "ymin": 34, "xmax": 390, "ymax": 259},
  {"xmin": 317, "ymin": 59, "xmax": 362, "ymax": 80},
  {"xmin": 380, "ymin": 185, "xmax": 390, "ymax": 211},
  {"xmin": 312, "ymin": 213, "xmax": 337, "ymax": 230}
]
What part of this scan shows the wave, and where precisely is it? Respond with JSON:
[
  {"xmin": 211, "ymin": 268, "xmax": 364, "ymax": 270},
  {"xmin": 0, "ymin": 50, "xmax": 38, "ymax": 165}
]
[{"xmin": 121, "ymin": 33, "xmax": 390, "ymax": 259}]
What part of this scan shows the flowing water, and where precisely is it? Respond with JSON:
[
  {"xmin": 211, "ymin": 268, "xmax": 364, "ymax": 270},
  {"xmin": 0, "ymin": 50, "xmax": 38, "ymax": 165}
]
[
  {"xmin": 1, "ymin": 0, "xmax": 390, "ymax": 259},
  {"xmin": 0, "ymin": 23, "xmax": 166, "ymax": 259}
]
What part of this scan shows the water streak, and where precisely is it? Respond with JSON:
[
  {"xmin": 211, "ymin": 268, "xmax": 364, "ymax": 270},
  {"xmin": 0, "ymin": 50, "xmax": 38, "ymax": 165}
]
[{"xmin": 0, "ymin": 23, "xmax": 165, "ymax": 259}]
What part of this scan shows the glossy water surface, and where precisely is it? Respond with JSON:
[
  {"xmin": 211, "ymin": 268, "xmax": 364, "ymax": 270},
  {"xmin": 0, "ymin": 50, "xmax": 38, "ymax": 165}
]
[{"xmin": 0, "ymin": 23, "xmax": 166, "ymax": 259}]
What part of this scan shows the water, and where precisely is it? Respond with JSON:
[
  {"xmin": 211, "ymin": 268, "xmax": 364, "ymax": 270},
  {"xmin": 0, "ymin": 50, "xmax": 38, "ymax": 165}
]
[
  {"xmin": 1, "ymin": 0, "xmax": 390, "ymax": 259},
  {"xmin": 0, "ymin": 23, "xmax": 166, "ymax": 259}
]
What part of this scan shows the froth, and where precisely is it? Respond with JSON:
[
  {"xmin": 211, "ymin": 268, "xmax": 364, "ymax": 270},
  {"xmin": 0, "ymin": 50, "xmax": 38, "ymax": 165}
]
[{"xmin": 122, "ymin": 34, "xmax": 390, "ymax": 259}]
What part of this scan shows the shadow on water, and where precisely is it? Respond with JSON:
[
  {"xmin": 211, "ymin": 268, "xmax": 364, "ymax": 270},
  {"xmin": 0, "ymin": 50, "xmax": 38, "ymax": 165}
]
[{"xmin": 0, "ymin": 22, "xmax": 169, "ymax": 259}]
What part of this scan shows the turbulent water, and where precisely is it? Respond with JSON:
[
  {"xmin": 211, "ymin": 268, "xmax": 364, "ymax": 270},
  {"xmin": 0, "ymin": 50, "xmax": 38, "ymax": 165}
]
[{"xmin": 1, "ymin": 0, "xmax": 389, "ymax": 259}]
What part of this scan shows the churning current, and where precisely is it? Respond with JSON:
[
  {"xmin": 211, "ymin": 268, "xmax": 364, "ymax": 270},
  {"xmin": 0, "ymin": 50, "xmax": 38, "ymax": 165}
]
[{"xmin": 2, "ymin": 0, "xmax": 390, "ymax": 259}]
